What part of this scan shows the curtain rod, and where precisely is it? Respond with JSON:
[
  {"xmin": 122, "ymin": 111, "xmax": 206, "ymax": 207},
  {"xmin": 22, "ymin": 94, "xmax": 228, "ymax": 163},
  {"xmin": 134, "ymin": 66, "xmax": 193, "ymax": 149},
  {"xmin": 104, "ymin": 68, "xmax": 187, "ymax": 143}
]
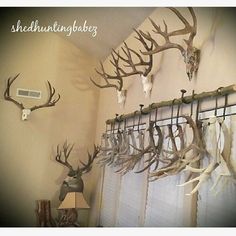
[{"xmin": 106, "ymin": 84, "xmax": 236, "ymax": 125}]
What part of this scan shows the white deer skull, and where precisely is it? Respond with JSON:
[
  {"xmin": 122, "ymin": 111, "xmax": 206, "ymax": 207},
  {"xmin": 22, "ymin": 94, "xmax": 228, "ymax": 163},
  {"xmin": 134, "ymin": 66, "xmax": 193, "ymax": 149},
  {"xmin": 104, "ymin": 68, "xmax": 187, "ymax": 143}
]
[
  {"xmin": 22, "ymin": 109, "xmax": 31, "ymax": 121},
  {"xmin": 141, "ymin": 74, "xmax": 153, "ymax": 98},
  {"xmin": 182, "ymin": 46, "xmax": 200, "ymax": 80},
  {"xmin": 4, "ymin": 74, "xmax": 60, "ymax": 121},
  {"xmin": 117, "ymin": 89, "xmax": 126, "ymax": 106}
]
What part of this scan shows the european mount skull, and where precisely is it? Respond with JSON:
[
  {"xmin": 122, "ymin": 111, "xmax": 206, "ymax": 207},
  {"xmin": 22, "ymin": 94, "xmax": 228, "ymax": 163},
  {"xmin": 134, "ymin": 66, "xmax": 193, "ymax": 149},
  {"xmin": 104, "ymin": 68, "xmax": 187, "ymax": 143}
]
[{"xmin": 4, "ymin": 74, "xmax": 61, "ymax": 120}]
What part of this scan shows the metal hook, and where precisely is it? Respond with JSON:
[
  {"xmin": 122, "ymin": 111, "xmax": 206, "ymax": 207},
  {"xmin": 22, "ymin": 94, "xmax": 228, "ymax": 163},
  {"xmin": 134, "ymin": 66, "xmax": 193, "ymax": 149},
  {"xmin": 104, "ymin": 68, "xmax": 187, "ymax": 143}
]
[
  {"xmin": 124, "ymin": 117, "xmax": 127, "ymax": 131},
  {"xmin": 214, "ymin": 96, "xmax": 218, "ymax": 117},
  {"xmin": 214, "ymin": 87, "xmax": 224, "ymax": 117},
  {"xmin": 132, "ymin": 110, "xmax": 138, "ymax": 129},
  {"xmin": 190, "ymin": 90, "xmax": 195, "ymax": 117},
  {"xmin": 170, "ymin": 99, "xmax": 176, "ymax": 126},
  {"xmin": 115, "ymin": 114, "xmax": 120, "ymax": 132},
  {"xmin": 223, "ymin": 94, "xmax": 228, "ymax": 120},
  {"xmin": 139, "ymin": 104, "xmax": 148, "ymax": 115},
  {"xmin": 176, "ymin": 90, "xmax": 186, "ymax": 125},
  {"xmin": 155, "ymin": 107, "xmax": 158, "ymax": 123},
  {"xmin": 181, "ymin": 89, "xmax": 191, "ymax": 104},
  {"xmin": 148, "ymin": 103, "xmax": 155, "ymax": 122},
  {"xmin": 195, "ymin": 99, "xmax": 200, "ymax": 123}
]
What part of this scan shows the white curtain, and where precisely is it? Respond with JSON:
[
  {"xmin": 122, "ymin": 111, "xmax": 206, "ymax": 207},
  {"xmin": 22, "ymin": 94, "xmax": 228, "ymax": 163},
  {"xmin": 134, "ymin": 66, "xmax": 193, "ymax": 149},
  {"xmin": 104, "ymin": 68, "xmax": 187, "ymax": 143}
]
[
  {"xmin": 99, "ymin": 166, "xmax": 121, "ymax": 227},
  {"xmin": 144, "ymin": 125, "xmax": 187, "ymax": 227},
  {"xmin": 197, "ymin": 110, "xmax": 236, "ymax": 226},
  {"xmin": 115, "ymin": 130, "xmax": 147, "ymax": 227}
]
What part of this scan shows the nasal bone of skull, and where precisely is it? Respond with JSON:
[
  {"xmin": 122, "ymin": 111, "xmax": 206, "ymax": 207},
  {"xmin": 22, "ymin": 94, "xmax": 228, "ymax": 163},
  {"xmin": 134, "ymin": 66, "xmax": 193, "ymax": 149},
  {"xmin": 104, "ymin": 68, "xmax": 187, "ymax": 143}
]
[
  {"xmin": 117, "ymin": 90, "xmax": 126, "ymax": 104},
  {"xmin": 141, "ymin": 75, "xmax": 152, "ymax": 96},
  {"xmin": 22, "ymin": 109, "xmax": 31, "ymax": 120}
]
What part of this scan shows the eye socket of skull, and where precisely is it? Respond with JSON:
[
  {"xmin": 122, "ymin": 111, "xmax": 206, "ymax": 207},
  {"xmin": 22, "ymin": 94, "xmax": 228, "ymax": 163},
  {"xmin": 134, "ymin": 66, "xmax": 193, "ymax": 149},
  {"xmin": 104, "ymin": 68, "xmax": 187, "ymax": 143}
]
[{"xmin": 21, "ymin": 109, "xmax": 31, "ymax": 120}]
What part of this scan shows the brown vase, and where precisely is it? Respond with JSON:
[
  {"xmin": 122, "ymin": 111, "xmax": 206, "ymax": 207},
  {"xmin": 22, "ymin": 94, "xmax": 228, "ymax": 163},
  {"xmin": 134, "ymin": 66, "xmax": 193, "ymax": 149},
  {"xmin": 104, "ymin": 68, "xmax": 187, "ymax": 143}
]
[{"xmin": 35, "ymin": 200, "xmax": 55, "ymax": 227}]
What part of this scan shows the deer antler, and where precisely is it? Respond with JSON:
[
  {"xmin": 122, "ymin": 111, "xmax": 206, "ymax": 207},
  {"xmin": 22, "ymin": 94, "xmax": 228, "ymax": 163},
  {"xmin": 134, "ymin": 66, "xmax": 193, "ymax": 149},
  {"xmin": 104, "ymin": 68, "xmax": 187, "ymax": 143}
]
[
  {"xmin": 79, "ymin": 145, "xmax": 100, "ymax": 174},
  {"xmin": 30, "ymin": 81, "xmax": 60, "ymax": 111},
  {"xmin": 140, "ymin": 7, "xmax": 196, "ymax": 55},
  {"xmin": 4, "ymin": 74, "xmax": 24, "ymax": 110},
  {"xmin": 139, "ymin": 7, "xmax": 199, "ymax": 80},
  {"xmin": 4, "ymin": 74, "xmax": 61, "ymax": 120},
  {"xmin": 90, "ymin": 59, "xmax": 123, "ymax": 91},
  {"xmin": 149, "ymin": 116, "xmax": 206, "ymax": 181},
  {"xmin": 112, "ymin": 29, "xmax": 153, "ymax": 78},
  {"xmin": 55, "ymin": 140, "xmax": 74, "ymax": 172}
]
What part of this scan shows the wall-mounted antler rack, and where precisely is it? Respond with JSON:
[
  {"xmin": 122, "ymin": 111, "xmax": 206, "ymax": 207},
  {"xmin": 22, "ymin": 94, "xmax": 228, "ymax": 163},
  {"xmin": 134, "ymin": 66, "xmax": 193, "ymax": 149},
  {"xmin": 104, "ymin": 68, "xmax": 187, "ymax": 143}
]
[{"xmin": 106, "ymin": 84, "xmax": 236, "ymax": 125}]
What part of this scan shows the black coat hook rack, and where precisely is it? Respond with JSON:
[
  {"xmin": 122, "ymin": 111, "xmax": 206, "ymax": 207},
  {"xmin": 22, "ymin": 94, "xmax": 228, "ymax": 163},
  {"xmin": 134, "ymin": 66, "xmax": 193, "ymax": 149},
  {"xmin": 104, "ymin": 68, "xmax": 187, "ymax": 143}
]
[{"xmin": 106, "ymin": 84, "xmax": 236, "ymax": 125}]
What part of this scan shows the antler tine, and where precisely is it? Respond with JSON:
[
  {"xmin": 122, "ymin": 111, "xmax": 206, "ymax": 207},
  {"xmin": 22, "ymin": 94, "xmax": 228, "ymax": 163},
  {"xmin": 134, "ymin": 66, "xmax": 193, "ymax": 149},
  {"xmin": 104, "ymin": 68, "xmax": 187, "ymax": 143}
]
[
  {"xmin": 79, "ymin": 145, "xmax": 100, "ymax": 174},
  {"xmin": 134, "ymin": 28, "xmax": 154, "ymax": 51},
  {"xmin": 91, "ymin": 60, "xmax": 123, "ymax": 91},
  {"xmin": 55, "ymin": 141, "xmax": 74, "ymax": 170},
  {"xmin": 4, "ymin": 74, "xmax": 25, "ymax": 110},
  {"xmin": 148, "ymin": 17, "xmax": 169, "ymax": 40},
  {"xmin": 167, "ymin": 7, "xmax": 196, "ymax": 37},
  {"xmin": 30, "ymin": 81, "xmax": 60, "ymax": 111}
]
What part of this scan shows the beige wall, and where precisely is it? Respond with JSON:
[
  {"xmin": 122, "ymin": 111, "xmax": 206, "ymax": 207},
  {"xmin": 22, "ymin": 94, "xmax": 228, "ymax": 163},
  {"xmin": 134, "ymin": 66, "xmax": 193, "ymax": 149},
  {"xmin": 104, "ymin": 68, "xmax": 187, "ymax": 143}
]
[
  {"xmin": 0, "ymin": 19, "xmax": 99, "ymax": 225},
  {"xmin": 89, "ymin": 7, "xmax": 236, "ymax": 226}
]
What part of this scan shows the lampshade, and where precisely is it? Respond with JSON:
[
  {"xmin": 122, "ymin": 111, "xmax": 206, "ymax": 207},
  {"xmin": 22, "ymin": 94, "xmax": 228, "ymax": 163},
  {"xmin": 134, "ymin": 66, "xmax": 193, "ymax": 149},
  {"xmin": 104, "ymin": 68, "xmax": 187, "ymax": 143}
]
[{"xmin": 58, "ymin": 192, "xmax": 90, "ymax": 209}]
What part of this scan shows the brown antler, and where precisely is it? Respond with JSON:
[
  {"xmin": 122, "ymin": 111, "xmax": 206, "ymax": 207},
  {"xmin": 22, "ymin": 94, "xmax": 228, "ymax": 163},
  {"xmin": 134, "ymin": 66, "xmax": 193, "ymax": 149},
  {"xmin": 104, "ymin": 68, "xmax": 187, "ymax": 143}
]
[
  {"xmin": 140, "ymin": 7, "xmax": 196, "ymax": 55},
  {"xmin": 4, "ymin": 74, "xmax": 25, "ymax": 110},
  {"xmin": 139, "ymin": 7, "xmax": 199, "ymax": 80},
  {"xmin": 90, "ymin": 58, "xmax": 123, "ymax": 91},
  {"xmin": 112, "ymin": 30, "xmax": 153, "ymax": 78},
  {"xmin": 55, "ymin": 140, "xmax": 74, "ymax": 171},
  {"xmin": 4, "ymin": 74, "xmax": 61, "ymax": 119},
  {"xmin": 78, "ymin": 145, "xmax": 100, "ymax": 174},
  {"xmin": 30, "ymin": 81, "xmax": 60, "ymax": 111}
]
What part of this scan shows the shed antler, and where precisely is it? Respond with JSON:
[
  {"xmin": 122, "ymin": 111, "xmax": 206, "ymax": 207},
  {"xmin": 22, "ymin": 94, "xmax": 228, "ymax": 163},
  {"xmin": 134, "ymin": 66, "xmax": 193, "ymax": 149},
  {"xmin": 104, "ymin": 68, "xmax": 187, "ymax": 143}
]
[
  {"xmin": 4, "ymin": 74, "xmax": 61, "ymax": 120},
  {"xmin": 139, "ymin": 7, "xmax": 200, "ymax": 80}
]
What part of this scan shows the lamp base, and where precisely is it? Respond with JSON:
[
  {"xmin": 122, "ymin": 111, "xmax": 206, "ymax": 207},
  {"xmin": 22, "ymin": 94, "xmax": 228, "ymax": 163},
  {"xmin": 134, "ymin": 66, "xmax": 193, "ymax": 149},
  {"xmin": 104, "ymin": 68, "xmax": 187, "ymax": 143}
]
[{"xmin": 57, "ymin": 209, "xmax": 79, "ymax": 227}]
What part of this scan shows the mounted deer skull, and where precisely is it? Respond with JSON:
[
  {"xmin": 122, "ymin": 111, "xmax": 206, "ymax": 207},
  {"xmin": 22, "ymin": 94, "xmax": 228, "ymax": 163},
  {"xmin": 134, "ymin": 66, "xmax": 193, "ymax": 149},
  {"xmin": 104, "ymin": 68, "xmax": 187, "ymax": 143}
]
[
  {"xmin": 112, "ymin": 29, "xmax": 154, "ymax": 98},
  {"xmin": 90, "ymin": 57, "xmax": 127, "ymax": 106},
  {"xmin": 4, "ymin": 74, "xmax": 61, "ymax": 120},
  {"xmin": 139, "ymin": 7, "xmax": 200, "ymax": 81},
  {"xmin": 55, "ymin": 141, "xmax": 100, "ymax": 201}
]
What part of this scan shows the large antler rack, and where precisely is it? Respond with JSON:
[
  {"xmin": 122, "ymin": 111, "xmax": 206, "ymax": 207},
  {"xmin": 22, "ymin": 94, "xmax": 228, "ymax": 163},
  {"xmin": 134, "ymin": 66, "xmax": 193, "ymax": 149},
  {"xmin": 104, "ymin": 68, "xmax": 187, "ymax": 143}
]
[
  {"xmin": 90, "ymin": 60, "xmax": 123, "ymax": 92},
  {"xmin": 4, "ymin": 74, "xmax": 61, "ymax": 120},
  {"xmin": 112, "ymin": 29, "xmax": 153, "ymax": 78},
  {"xmin": 90, "ymin": 56, "xmax": 126, "ymax": 105},
  {"xmin": 139, "ymin": 7, "xmax": 199, "ymax": 80}
]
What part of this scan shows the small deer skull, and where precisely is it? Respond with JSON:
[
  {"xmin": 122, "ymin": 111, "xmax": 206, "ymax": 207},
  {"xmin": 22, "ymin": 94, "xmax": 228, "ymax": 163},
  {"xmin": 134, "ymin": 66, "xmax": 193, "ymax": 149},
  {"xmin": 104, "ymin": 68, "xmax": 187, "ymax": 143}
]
[
  {"xmin": 117, "ymin": 89, "xmax": 126, "ymax": 106},
  {"xmin": 22, "ymin": 109, "xmax": 31, "ymax": 121},
  {"xmin": 141, "ymin": 74, "xmax": 153, "ymax": 98},
  {"xmin": 4, "ymin": 74, "xmax": 60, "ymax": 121}
]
